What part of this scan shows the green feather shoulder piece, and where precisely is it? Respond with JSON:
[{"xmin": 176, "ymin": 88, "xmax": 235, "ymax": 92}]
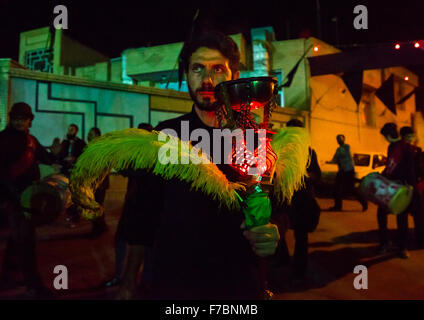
[
  {"xmin": 271, "ymin": 126, "xmax": 310, "ymax": 205},
  {"xmin": 70, "ymin": 126, "xmax": 310, "ymax": 220},
  {"xmin": 70, "ymin": 128, "xmax": 245, "ymax": 219}
]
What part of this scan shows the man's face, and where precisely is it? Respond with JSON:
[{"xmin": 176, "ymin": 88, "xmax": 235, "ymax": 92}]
[
  {"xmin": 403, "ymin": 133, "xmax": 415, "ymax": 144},
  {"xmin": 10, "ymin": 117, "xmax": 32, "ymax": 131},
  {"xmin": 87, "ymin": 129, "xmax": 99, "ymax": 142},
  {"xmin": 187, "ymin": 47, "xmax": 237, "ymax": 111},
  {"xmin": 67, "ymin": 125, "xmax": 77, "ymax": 137}
]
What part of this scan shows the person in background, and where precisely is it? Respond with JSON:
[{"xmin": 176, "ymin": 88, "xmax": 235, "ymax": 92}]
[
  {"xmin": 273, "ymin": 119, "xmax": 321, "ymax": 287},
  {"xmin": 138, "ymin": 123, "xmax": 153, "ymax": 130},
  {"xmin": 399, "ymin": 126, "xmax": 424, "ymax": 249},
  {"xmin": 0, "ymin": 102, "xmax": 54, "ymax": 298},
  {"xmin": 104, "ymin": 123, "xmax": 153, "ymax": 290},
  {"xmin": 58, "ymin": 124, "xmax": 86, "ymax": 177},
  {"xmin": 328, "ymin": 134, "xmax": 368, "ymax": 212},
  {"xmin": 87, "ymin": 127, "xmax": 109, "ymax": 238},
  {"xmin": 48, "ymin": 137, "xmax": 62, "ymax": 157},
  {"xmin": 58, "ymin": 124, "xmax": 86, "ymax": 228},
  {"xmin": 377, "ymin": 123, "xmax": 415, "ymax": 259}
]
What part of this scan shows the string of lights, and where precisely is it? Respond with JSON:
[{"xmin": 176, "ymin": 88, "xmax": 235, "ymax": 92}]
[{"xmin": 333, "ymin": 40, "xmax": 424, "ymax": 50}]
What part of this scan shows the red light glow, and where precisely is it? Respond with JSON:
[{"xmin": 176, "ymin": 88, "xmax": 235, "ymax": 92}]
[
  {"xmin": 415, "ymin": 42, "xmax": 420, "ymax": 48},
  {"xmin": 395, "ymin": 44, "xmax": 400, "ymax": 49},
  {"xmin": 404, "ymin": 76, "xmax": 409, "ymax": 81},
  {"xmin": 313, "ymin": 46, "xmax": 319, "ymax": 52},
  {"xmin": 231, "ymin": 100, "xmax": 265, "ymax": 111}
]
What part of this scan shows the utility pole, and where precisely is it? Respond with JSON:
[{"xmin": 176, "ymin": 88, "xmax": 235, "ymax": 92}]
[
  {"xmin": 286, "ymin": 19, "xmax": 291, "ymax": 39},
  {"xmin": 316, "ymin": 0, "xmax": 322, "ymax": 39},
  {"xmin": 332, "ymin": 16, "xmax": 339, "ymax": 46}
]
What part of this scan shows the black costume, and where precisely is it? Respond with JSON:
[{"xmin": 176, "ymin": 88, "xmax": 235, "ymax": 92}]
[
  {"xmin": 412, "ymin": 146, "xmax": 424, "ymax": 247},
  {"xmin": 0, "ymin": 126, "xmax": 53, "ymax": 291},
  {"xmin": 122, "ymin": 107, "xmax": 286, "ymax": 299},
  {"xmin": 57, "ymin": 136, "xmax": 86, "ymax": 177},
  {"xmin": 275, "ymin": 148, "xmax": 321, "ymax": 280},
  {"xmin": 377, "ymin": 140, "xmax": 417, "ymax": 251}
]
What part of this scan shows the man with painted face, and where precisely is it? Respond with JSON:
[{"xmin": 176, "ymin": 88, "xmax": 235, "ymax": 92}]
[
  {"xmin": 0, "ymin": 102, "xmax": 54, "ymax": 297},
  {"xmin": 118, "ymin": 30, "xmax": 281, "ymax": 300}
]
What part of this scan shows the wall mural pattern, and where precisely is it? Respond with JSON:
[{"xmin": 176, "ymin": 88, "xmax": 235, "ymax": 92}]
[
  {"xmin": 24, "ymin": 49, "xmax": 53, "ymax": 73},
  {"xmin": 10, "ymin": 77, "xmax": 149, "ymax": 145}
]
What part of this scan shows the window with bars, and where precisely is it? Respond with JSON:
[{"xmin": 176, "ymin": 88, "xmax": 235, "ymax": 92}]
[{"xmin": 25, "ymin": 49, "xmax": 53, "ymax": 73}]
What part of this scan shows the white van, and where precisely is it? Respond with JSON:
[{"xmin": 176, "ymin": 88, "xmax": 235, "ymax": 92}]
[{"xmin": 320, "ymin": 152, "xmax": 387, "ymax": 185}]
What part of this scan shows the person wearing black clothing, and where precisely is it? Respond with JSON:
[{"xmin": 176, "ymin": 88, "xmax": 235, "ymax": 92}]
[
  {"xmin": 57, "ymin": 124, "xmax": 86, "ymax": 177},
  {"xmin": 329, "ymin": 134, "xmax": 368, "ymax": 211},
  {"xmin": 0, "ymin": 102, "xmax": 54, "ymax": 297},
  {"xmin": 377, "ymin": 123, "xmax": 416, "ymax": 259},
  {"xmin": 104, "ymin": 123, "xmax": 154, "ymax": 289},
  {"xmin": 399, "ymin": 126, "xmax": 424, "ymax": 249},
  {"xmin": 415, "ymin": 146, "xmax": 424, "ymax": 247},
  {"xmin": 117, "ymin": 31, "xmax": 282, "ymax": 300},
  {"xmin": 273, "ymin": 119, "xmax": 321, "ymax": 285},
  {"xmin": 120, "ymin": 108, "xmax": 282, "ymax": 299}
]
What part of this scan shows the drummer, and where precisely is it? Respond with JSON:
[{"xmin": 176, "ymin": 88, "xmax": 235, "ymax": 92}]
[
  {"xmin": 0, "ymin": 102, "xmax": 55, "ymax": 297},
  {"xmin": 87, "ymin": 127, "xmax": 109, "ymax": 238},
  {"xmin": 377, "ymin": 123, "xmax": 417, "ymax": 259}
]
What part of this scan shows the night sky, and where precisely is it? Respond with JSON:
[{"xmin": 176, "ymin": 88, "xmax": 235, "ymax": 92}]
[{"xmin": 1, "ymin": 0, "xmax": 424, "ymax": 73}]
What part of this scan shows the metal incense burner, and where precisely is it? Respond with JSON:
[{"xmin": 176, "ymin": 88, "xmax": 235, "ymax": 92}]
[
  {"xmin": 214, "ymin": 76, "xmax": 279, "ymax": 192},
  {"xmin": 214, "ymin": 76, "xmax": 278, "ymax": 130}
]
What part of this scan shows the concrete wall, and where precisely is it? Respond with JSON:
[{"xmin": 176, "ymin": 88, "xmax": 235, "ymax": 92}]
[
  {"xmin": 110, "ymin": 58, "xmax": 122, "ymax": 83},
  {"xmin": 271, "ymin": 37, "xmax": 420, "ymax": 163},
  {"xmin": 9, "ymin": 77, "xmax": 149, "ymax": 145},
  {"xmin": 271, "ymin": 38, "xmax": 314, "ymax": 110},
  {"xmin": 0, "ymin": 60, "xmax": 10, "ymax": 130},
  {"xmin": 19, "ymin": 27, "xmax": 52, "ymax": 66},
  {"xmin": 19, "ymin": 27, "xmax": 109, "ymax": 76},
  {"xmin": 15, "ymin": 27, "xmax": 422, "ymax": 163},
  {"xmin": 4, "ymin": 67, "xmax": 192, "ymax": 146},
  {"xmin": 269, "ymin": 107, "xmax": 309, "ymax": 130},
  {"xmin": 309, "ymin": 69, "xmax": 418, "ymax": 163},
  {"xmin": 59, "ymin": 30, "xmax": 109, "ymax": 69},
  {"xmin": 75, "ymin": 62, "xmax": 110, "ymax": 81}
]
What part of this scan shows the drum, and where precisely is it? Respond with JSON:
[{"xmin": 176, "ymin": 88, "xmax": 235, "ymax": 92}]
[
  {"xmin": 20, "ymin": 174, "xmax": 72, "ymax": 225},
  {"xmin": 360, "ymin": 172, "xmax": 413, "ymax": 215},
  {"xmin": 39, "ymin": 163, "xmax": 61, "ymax": 179}
]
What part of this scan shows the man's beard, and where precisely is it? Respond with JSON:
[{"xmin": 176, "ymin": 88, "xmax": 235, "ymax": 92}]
[
  {"xmin": 67, "ymin": 133, "xmax": 76, "ymax": 140},
  {"xmin": 188, "ymin": 84, "xmax": 219, "ymax": 112}
]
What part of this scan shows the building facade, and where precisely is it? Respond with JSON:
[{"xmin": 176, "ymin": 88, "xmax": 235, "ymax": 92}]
[{"xmin": 3, "ymin": 26, "xmax": 422, "ymax": 163}]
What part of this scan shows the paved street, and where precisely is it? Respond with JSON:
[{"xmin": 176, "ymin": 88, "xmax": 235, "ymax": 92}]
[
  {"xmin": 272, "ymin": 198, "xmax": 424, "ymax": 300},
  {"xmin": 1, "ymin": 176, "xmax": 423, "ymax": 300}
]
